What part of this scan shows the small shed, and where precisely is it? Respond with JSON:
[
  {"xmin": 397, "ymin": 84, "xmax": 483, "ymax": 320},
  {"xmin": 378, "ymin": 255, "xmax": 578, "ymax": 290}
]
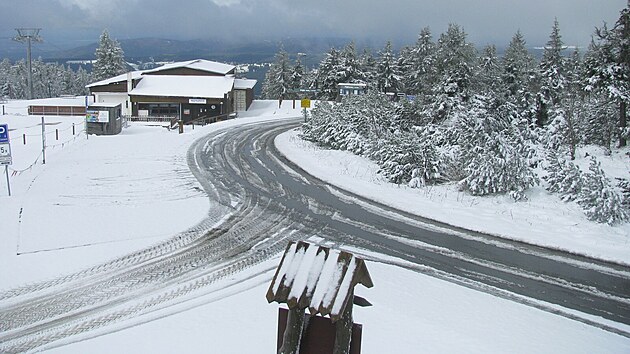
[
  {"xmin": 338, "ymin": 83, "xmax": 367, "ymax": 97},
  {"xmin": 267, "ymin": 241, "xmax": 373, "ymax": 354},
  {"xmin": 86, "ymin": 103, "xmax": 122, "ymax": 135}
]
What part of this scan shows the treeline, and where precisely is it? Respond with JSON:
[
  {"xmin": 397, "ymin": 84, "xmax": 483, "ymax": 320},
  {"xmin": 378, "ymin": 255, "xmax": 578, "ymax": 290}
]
[
  {"xmin": 267, "ymin": 7, "xmax": 630, "ymax": 225},
  {"xmin": 0, "ymin": 29, "xmax": 128, "ymax": 101},
  {"xmin": 0, "ymin": 58, "xmax": 92, "ymax": 100}
]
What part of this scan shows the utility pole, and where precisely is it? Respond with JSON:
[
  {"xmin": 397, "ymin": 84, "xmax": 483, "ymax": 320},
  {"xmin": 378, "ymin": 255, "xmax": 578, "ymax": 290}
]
[{"xmin": 13, "ymin": 28, "xmax": 43, "ymax": 100}]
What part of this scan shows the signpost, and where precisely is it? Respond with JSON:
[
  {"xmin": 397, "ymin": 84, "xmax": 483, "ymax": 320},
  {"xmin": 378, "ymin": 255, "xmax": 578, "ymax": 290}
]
[
  {"xmin": 301, "ymin": 98, "xmax": 311, "ymax": 122},
  {"xmin": 0, "ymin": 123, "xmax": 12, "ymax": 196}
]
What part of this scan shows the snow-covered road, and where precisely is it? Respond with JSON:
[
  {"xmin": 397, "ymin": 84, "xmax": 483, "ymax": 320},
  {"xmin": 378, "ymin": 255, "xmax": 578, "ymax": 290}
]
[{"xmin": 1, "ymin": 100, "xmax": 629, "ymax": 353}]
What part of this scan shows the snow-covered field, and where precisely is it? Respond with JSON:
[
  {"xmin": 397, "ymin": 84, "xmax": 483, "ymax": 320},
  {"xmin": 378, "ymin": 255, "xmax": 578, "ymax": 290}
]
[{"xmin": 0, "ymin": 99, "xmax": 629, "ymax": 353}]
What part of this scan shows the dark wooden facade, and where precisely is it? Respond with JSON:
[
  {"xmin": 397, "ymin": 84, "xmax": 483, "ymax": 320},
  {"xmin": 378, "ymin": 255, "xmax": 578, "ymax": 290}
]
[{"xmin": 28, "ymin": 105, "xmax": 86, "ymax": 116}]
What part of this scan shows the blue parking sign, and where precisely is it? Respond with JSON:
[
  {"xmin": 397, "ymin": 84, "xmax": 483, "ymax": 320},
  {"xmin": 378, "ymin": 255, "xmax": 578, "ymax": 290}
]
[{"xmin": 0, "ymin": 124, "xmax": 8, "ymax": 143}]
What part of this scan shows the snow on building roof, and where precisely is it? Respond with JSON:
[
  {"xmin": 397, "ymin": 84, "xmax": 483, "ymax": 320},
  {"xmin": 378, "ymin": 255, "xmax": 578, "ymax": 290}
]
[
  {"xmin": 234, "ymin": 78, "xmax": 257, "ymax": 90},
  {"xmin": 86, "ymin": 71, "xmax": 144, "ymax": 88},
  {"xmin": 142, "ymin": 59, "xmax": 235, "ymax": 76},
  {"xmin": 129, "ymin": 75, "xmax": 235, "ymax": 99},
  {"xmin": 266, "ymin": 241, "xmax": 373, "ymax": 322}
]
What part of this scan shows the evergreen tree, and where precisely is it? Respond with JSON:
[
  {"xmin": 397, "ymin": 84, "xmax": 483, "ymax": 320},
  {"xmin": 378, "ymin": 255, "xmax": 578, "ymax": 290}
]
[
  {"xmin": 316, "ymin": 47, "xmax": 342, "ymax": 100},
  {"xmin": 92, "ymin": 29, "xmax": 126, "ymax": 81},
  {"xmin": 543, "ymin": 151, "xmax": 583, "ymax": 201},
  {"xmin": 290, "ymin": 55, "xmax": 304, "ymax": 98},
  {"xmin": 338, "ymin": 41, "xmax": 363, "ymax": 84},
  {"xmin": 261, "ymin": 46, "xmax": 292, "ymax": 99},
  {"xmin": 426, "ymin": 24, "xmax": 476, "ymax": 123},
  {"xmin": 376, "ymin": 41, "xmax": 402, "ymax": 94},
  {"xmin": 537, "ymin": 18, "xmax": 567, "ymax": 127},
  {"xmin": 405, "ymin": 27, "xmax": 437, "ymax": 96},
  {"xmin": 475, "ymin": 44, "xmax": 503, "ymax": 96},
  {"xmin": 577, "ymin": 157, "xmax": 628, "ymax": 224},
  {"xmin": 583, "ymin": 4, "xmax": 630, "ymax": 147},
  {"xmin": 359, "ymin": 48, "xmax": 377, "ymax": 85}
]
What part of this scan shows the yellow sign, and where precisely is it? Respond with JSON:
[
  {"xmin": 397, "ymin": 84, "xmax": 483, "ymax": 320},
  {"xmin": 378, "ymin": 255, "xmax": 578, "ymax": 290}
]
[{"xmin": 301, "ymin": 98, "xmax": 311, "ymax": 108}]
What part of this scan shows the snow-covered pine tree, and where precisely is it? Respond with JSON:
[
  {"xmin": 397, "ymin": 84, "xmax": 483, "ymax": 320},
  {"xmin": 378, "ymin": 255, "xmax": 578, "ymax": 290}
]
[
  {"xmin": 289, "ymin": 55, "xmax": 304, "ymax": 99},
  {"xmin": 455, "ymin": 97, "xmax": 538, "ymax": 200},
  {"xmin": 583, "ymin": 3, "xmax": 630, "ymax": 148},
  {"xmin": 577, "ymin": 157, "xmax": 629, "ymax": 224},
  {"xmin": 537, "ymin": 18, "xmax": 567, "ymax": 127},
  {"xmin": 407, "ymin": 27, "xmax": 436, "ymax": 96},
  {"xmin": 376, "ymin": 41, "xmax": 402, "ymax": 94},
  {"xmin": 359, "ymin": 48, "xmax": 377, "ymax": 85},
  {"xmin": 316, "ymin": 47, "xmax": 342, "ymax": 100},
  {"xmin": 261, "ymin": 46, "xmax": 292, "ymax": 99},
  {"xmin": 617, "ymin": 176, "xmax": 630, "ymax": 209},
  {"xmin": 337, "ymin": 41, "xmax": 363, "ymax": 85},
  {"xmin": 429, "ymin": 24, "xmax": 477, "ymax": 123},
  {"xmin": 92, "ymin": 29, "xmax": 126, "ymax": 82},
  {"xmin": 542, "ymin": 151, "xmax": 583, "ymax": 201},
  {"xmin": 502, "ymin": 31, "xmax": 536, "ymax": 99},
  {"xmin": 475, "ymin": 44, "xmax": 503, "ymax": 97}
]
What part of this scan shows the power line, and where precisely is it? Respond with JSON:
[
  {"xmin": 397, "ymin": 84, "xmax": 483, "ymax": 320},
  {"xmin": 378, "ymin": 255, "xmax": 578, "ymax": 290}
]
[{"xmin": 13, "ymin": 28, "xmax": 43, "ymax": 100}]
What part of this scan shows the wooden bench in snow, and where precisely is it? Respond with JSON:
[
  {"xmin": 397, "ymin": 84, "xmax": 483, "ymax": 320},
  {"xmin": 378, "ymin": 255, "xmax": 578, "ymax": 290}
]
[{"xmin": 266, "ymin": 241, "xmax": 373, "ymax": 354}]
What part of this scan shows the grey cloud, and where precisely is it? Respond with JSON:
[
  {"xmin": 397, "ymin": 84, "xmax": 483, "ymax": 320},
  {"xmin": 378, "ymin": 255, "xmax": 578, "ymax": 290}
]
[{"xmin": 1, "ymin": 0, "xmax": 627, "ymax": 50}]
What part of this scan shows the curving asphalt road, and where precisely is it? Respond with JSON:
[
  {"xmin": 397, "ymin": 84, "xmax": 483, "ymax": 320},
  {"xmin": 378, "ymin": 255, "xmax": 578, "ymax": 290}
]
[
  {"xmin": 202, "ymin": 119, "xmax": 630, "ymax": 332},
  {"xmin": 1, "ymin": 118, "xmax": 629, "ymax": 352}
]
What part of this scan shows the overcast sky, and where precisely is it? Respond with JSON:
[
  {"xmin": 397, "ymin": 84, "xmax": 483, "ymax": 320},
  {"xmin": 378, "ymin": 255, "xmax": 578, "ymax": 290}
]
[{"xmin": 0, "ymin": 0, "xmax": 627, "ymax": 50}]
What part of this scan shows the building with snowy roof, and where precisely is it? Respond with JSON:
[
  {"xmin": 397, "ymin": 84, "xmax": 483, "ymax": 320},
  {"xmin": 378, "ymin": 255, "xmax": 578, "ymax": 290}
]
[{"xmin": 87, "ymin": 59, "xmax": 257, "ymax": 122}]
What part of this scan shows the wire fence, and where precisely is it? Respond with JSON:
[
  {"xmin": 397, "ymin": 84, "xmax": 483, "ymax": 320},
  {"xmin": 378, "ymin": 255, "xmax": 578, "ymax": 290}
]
[{"xmin": 6, "ymin": 119, "xmax": 87, "ymax": 178}]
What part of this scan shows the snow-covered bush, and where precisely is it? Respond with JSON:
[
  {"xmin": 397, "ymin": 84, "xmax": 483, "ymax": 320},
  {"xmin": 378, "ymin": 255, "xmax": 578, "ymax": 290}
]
[
  {"xmin": 577, "ymin": 158, "xmax": 629, "ymax": 225},
  {"xmin": 458, "ymin": 133, "xmax": 538, "ymax": 200},
  {"xmin": 542, "ymin": 152, "xmax": 583, "ymax": 202},
  {"xmin": 617, "ymin": 177, "xmax": 630, "ymax": 209},
  {"xmin": 370, "ymin": 127, "xmax": 444, "ymax": 187},
  {"xmin": 455, "ymin": 98, "xmax": 538, "ymax": 200}
]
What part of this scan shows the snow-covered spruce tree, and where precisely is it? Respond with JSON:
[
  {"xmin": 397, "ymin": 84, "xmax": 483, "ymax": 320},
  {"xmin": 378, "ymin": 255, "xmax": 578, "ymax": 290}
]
[
  {"xmin": 475, "ymin": 45, "xmax": 503, "ymax": 97},
  {"xmin": 617, "ymin": 176, "xmax": 630, "ymax": 209},
  {"xmin": 359, "ymin": 48, "xmax": 377, "ymax": 85},
  {"xmin": 289, "ymin": 55, "xmax": 304, "ymax": 98},
  {"xmin": 337, "ymin": 41, "xmax": 364, "ymax": 85},
  {"xmin": 542, "ymin": 151, "xmax": 583, "ymax": 202},
  {"xmin": 368, "ymin": 124, "xmax": 447, "ymax": 187},
  {"xmin": 429, "ymin": 24, "xmax": 477, "ymax": 123},
  {"xmin": 455, "ymin": 97, "xmax": 538, "ymax": 201},
  {"xmin": 376, "ymin": 41, "xmax": 402, "ymax": 94},
  {"xmin": 316, "ymin": 47, "xmax": 342, "ymax": 101},
  {"xmin": 577, "ymin": 157, "xmax": 629, "ymax": 225},
  {"xmin": 536, "ymin": 18, "xmax": 567, "ymax": 127},
  {"xmin": 92, "ymin": 29, "xmax": 126, "ymax": 82},
  {"xmin": 581, "ymin": 40, "xmax": 619, "ymax": 151},
  {"xmin": 261, "ymin": 46, "xmax": 292, "ymax": 99},
  {"xmin": 583, "ymin": 3, "xmax": 630, "ymax": 148},
  {"xmin": 406, "ymin": 27, "xmax": 437, "ymax": 96}
]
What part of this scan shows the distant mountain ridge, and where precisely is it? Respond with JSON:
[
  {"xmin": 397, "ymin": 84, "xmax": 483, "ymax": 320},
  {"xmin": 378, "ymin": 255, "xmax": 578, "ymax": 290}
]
[{"xmin": 3, "ymin": 37, "xmax": 357, "ymax": 66}]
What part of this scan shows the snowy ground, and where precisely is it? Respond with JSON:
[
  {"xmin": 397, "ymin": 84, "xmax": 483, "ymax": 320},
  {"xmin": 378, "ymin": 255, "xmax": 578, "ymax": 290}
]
[
  {"xmin": 275, "ymin": 130, "xmax": 630, "ymax": 265},
  {"xmin": 0, "ymin": 99, "xmax": 629, "ymax": 353}
]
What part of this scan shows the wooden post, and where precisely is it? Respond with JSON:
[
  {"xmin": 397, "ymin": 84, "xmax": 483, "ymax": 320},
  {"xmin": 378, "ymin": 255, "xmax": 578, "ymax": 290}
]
[
  {"xmin": 178, "ymin": 120, "xmax": 184, "ymax": 134},
  {"xmin": 23, "ymin": 134, "xmax": 26, "ymax": 145},
  {"xmin": 333, "ymin": 289, "xmax": 354, "ymax": 354},
  {"xmin": 279, "ymin": 307, "xmax": 305, "ymax": 354},
  {"xmin": 72, "ymin": 123, "xmax": 75, "ymax": 135},
  {"xmin": 55, "ymin": 129, "xmax": 59, "ymax": 140}
]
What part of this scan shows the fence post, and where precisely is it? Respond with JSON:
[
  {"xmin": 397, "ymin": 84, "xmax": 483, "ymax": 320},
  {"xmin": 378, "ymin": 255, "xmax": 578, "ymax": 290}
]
[
  {"xmin": 178, "ymin": 120, "xmax": 184, "ymax": 134},
  {"xmin": 56, "ymin": 129, "xmax": 59, "ymax": 141},
  {"xmin": 72, "ymin": 123, "xmax": 75, "ymax": 136},
  {"xmin": 23, "ymin": 134, "xmax": 26, "ymax": 145},
  {"xmin": 41, "ymin": 116, "xmax": 46, "ymax": 164}
]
